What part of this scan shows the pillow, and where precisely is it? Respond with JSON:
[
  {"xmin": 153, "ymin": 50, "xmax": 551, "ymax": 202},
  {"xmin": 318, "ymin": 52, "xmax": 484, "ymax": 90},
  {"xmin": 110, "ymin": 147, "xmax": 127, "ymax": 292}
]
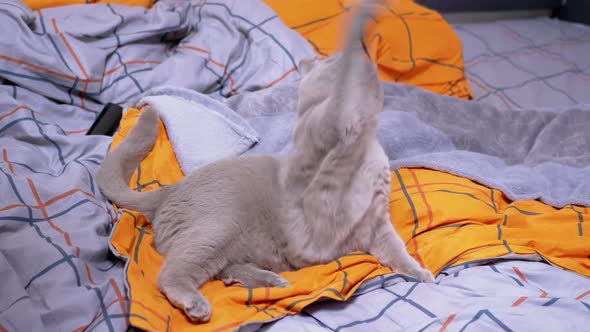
[{"xmin": 263, "ymin": 0, "xmax": 473, "ymax": 99}]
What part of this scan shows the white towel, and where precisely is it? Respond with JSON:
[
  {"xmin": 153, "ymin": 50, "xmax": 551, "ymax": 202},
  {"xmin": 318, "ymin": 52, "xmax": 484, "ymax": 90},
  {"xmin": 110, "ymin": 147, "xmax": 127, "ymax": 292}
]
[{"xmin": 136, "ymin": 86, "xmax": 259, "ymax": 173}]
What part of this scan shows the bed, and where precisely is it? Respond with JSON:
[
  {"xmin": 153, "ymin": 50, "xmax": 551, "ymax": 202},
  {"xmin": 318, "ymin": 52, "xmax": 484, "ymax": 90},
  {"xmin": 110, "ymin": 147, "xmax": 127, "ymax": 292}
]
[{"xmin": 0, "ymin": 1, "xmax": 589, "ymax": 332}]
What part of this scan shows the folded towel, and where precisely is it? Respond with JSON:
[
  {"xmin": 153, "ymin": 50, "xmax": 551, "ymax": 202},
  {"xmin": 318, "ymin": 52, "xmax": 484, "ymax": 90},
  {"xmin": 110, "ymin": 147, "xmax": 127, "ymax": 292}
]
[{"xmin": 136, "ymin": 86, "xmax": 259, "ymax": 173}]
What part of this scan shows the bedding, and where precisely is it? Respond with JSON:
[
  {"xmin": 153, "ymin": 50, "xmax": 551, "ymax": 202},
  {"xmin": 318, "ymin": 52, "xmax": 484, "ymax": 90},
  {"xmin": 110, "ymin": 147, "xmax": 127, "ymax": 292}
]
[
  {"xmin": 257, "ymin": 260, "xmax": 590, "ymax": 332},
  {"xmin": 1, "ymin": 1, "xmax": 589, "ymax": 332},
  {"xmin": 0, "ymin": 85, "xmax": 126, "ymax": 331},
  {"xmin": 455, "ymin": 17, "xmax": 590, "ymax": 109}
]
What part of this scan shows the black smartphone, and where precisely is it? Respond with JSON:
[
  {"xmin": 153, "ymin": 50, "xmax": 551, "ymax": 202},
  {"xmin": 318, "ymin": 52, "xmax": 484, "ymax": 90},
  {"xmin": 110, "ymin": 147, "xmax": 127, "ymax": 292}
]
[{"xmin": 86, "ymin": 103, "xmax": 123, "ymax": 136}]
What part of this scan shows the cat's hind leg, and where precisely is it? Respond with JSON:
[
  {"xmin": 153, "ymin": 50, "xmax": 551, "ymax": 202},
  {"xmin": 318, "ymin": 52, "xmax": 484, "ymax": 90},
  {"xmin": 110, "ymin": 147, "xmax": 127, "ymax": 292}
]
[
  {"xmin": 218, "ymin": 263, "xmax": 289, "ymax": 288},
  {"xmin": 158, "ymin": 241, "xmax": 227, "ymax": 322},
  {"xmin": 366, "ymin": 195, "xmax": 435, "ymax": 283},
  {"xmin": 369, "ymin": 219, "xmax": 435, "ymax": 283}
]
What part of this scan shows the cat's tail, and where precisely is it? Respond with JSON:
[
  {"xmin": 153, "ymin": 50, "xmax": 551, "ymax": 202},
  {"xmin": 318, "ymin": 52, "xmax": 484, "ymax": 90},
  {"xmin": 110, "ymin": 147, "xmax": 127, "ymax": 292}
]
[
  {"xmin": 97, "ymin": 107, "xmax": 169, "ymax": 219},
  {"xmin": 342, "ymin": 0, "xmax": 380, "ymax": 55},
  {"xmin": 335, "ymin": 0, "xmax": 384, "ymax": 120}
]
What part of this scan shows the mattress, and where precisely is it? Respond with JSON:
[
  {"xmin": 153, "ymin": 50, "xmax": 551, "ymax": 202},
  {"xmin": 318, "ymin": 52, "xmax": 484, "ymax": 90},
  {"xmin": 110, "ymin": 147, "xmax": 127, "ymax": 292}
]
[{"xmin": 455, "ymin": 17, "xmax": 590, "ymax": 109}]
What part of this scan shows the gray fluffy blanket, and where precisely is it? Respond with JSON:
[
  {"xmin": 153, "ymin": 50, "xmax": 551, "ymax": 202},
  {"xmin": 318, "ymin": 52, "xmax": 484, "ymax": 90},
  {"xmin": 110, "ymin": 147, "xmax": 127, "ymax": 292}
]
[{"xmin": 217, "ymin": 81, "xmax": 590, "ymax": 208}]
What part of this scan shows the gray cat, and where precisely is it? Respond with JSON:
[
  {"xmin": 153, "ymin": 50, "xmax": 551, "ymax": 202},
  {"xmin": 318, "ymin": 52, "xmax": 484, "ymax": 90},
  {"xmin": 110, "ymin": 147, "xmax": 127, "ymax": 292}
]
[{"xmin": 97, "ymin": 2, "xmax": 434, "ymax": 323}]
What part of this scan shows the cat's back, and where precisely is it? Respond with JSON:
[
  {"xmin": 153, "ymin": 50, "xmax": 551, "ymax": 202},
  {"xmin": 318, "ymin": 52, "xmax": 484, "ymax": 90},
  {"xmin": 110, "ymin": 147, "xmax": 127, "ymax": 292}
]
[{"xmin": 172, "ymin": 154, "xmax": 282, "ymax": 214}]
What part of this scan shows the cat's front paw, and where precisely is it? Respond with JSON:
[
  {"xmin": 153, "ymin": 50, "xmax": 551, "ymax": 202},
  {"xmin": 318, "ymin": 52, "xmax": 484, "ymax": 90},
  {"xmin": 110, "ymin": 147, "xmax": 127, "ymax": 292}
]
[
  {"xmin": 184, "ymin": 298, "xmax": 211, "ymax": 323},
  {"xmin": 160, "ymin": 283, "xmax": 212, "ymax": 322},
  {"xmin": 222, "ymin": 269, "xmax": 290, "ymax": 288},
  {"xmin": 248, "ymin": 272, "xmax": 290, "ymax": 288},
  {"xmin": 408, "ymin": 267, "xmax": 435, "ymax": 283}
]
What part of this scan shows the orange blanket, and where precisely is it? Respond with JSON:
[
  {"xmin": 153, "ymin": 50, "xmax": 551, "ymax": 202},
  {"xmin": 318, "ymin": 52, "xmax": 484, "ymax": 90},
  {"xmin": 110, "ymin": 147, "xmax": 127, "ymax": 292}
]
[{"xmin": 21, "ymin": 0, "xmax": 154, "ymax": 10}]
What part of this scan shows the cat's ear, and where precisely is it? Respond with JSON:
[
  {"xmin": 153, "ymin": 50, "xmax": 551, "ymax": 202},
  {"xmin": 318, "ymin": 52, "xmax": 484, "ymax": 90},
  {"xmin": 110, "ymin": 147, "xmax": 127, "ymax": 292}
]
[{"xmin": 298, "ymin": 59, "xmax": 315, "ymax": 76}]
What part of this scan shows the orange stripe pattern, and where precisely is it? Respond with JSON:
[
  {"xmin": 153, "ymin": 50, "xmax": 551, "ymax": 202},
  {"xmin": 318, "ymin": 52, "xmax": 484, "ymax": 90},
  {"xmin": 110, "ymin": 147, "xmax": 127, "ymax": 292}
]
[{"xmin": 22, "ymin": 0, "xmax": 155, "ymax": 10}]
